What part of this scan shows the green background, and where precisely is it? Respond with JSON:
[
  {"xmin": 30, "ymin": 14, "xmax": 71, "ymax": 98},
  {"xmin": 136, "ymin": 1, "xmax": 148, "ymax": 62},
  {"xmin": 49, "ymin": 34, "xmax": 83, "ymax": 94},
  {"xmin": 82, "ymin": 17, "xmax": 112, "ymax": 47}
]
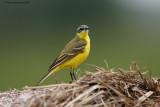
[{"xmin": 0, "ymin": 0, "xmax": 160, "ymax": 91}]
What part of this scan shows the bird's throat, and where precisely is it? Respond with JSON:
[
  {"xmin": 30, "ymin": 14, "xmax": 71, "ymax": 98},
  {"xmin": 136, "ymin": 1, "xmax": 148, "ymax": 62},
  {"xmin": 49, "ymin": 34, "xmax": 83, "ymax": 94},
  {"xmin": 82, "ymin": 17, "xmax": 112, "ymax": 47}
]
[{"xmin": 77, "ymin": 30, "xmax": 89, "ymax": 39}]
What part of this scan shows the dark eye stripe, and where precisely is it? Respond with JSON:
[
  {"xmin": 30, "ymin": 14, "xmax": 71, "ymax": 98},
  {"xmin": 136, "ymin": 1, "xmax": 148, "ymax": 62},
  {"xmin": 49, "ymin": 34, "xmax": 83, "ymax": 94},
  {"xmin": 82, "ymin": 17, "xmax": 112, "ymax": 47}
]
[
  {"xmin": 77, "ymin": 27, "xmax": 86, "ymax": 33},
  {"xmin": 79, "ymin": 28, "xmax": 84, "ymax": 30}
]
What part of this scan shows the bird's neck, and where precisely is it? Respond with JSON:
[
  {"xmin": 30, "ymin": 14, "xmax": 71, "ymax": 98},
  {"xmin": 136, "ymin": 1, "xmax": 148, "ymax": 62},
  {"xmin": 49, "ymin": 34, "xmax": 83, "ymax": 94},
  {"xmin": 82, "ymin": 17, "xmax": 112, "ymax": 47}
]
[{"xmin": 77, "ymin": 30, "xmax": 89, "ymax": 42}]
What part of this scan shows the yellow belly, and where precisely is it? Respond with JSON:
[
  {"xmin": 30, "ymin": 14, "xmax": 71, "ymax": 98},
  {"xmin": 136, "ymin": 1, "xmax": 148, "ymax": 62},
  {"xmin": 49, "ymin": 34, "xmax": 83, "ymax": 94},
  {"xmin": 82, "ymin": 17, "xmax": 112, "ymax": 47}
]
[{"xmin": 59, "ymin": 42, "xmax": 90, "ymax": 69}]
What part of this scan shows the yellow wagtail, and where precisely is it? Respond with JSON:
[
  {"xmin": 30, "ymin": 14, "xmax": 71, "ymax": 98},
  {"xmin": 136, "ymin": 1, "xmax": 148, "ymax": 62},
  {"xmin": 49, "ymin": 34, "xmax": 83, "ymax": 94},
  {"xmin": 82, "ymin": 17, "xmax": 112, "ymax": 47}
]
[{"xmin": 36, "ymin": 25, "xmax": 90, "ymax": 86}]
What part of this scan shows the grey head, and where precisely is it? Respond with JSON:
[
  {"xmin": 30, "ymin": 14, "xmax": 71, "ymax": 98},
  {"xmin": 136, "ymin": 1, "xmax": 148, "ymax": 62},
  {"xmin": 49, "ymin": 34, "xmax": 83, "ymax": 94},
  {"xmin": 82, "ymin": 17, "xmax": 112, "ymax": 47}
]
[{"xmin": 77, "ymin": 25, "xmax": 90, "ymax": 33}]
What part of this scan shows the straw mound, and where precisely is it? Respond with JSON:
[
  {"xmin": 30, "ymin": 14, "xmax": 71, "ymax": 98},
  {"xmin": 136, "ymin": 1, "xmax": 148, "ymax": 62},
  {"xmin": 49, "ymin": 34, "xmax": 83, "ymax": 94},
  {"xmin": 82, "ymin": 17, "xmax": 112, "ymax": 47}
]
[{"xmin": 1, "ymin": 62, "xmax": 160, "ymax": 107}]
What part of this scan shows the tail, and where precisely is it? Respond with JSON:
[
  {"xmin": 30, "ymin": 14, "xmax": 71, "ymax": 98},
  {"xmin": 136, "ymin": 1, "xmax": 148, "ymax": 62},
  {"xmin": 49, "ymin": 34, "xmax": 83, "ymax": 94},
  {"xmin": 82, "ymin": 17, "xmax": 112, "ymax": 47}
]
[
  {"xmin": 36, "ymin": 66, "xmax": 60, "ymax": 86},
  {"xmin": 36, "ymin": 71, "xmax": 53, "ymax": 86},
  {"xmin": 36, "ymin": 67, "xmax": 58, "ymax": 86}
]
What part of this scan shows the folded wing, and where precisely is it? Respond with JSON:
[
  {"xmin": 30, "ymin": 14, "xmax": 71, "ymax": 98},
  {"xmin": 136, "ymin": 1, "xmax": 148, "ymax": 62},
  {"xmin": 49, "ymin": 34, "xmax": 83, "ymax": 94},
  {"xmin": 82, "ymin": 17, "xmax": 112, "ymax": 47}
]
[{"xmin": 48, "ymin": 39, "xmax": 87, "ymax": 72}]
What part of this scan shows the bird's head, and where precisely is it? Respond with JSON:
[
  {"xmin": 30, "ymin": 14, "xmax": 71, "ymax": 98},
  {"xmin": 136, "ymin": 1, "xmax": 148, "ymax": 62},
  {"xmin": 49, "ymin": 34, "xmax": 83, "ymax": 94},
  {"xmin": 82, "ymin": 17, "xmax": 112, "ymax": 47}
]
[
  {"xmin": 77, "ymin": 25, "xmax": 90, "ymax": 33},
  {"xmin": 77, "ymin": 25, "xmax": 90, "ymax": 38}
]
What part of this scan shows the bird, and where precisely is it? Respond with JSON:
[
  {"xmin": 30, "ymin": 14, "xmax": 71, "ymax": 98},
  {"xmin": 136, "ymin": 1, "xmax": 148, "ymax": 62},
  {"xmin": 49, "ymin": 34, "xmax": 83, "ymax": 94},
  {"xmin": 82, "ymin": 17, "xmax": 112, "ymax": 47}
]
[{"xmin": 36, "ymin": 25, "xmax": 90, "ymax": 86}]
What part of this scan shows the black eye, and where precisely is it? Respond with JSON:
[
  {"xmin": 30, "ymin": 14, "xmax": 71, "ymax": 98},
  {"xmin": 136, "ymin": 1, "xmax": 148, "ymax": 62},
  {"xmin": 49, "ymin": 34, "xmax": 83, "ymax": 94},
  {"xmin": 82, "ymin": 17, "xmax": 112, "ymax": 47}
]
[
  {"xmin": 77, "ymin": 27, "xmax": 85, "ymax": 33},
  {"xmin": 79, "ymin": 27, "xmax": 84, "ymax": 30}
]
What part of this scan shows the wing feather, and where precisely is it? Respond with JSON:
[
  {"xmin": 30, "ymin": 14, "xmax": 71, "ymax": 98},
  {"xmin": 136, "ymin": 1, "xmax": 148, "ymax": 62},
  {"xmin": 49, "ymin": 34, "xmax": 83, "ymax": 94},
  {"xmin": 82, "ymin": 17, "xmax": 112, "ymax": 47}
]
[{"xmin": 48, "ymin": 38, "xmax": 87, "ymax": 72}]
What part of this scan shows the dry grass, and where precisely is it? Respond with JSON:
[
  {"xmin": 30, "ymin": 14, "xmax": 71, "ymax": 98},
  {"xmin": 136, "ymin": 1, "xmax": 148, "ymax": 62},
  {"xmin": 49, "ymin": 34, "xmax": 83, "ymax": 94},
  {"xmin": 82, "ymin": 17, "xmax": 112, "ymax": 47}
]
[{"xmin": 1, "ymin": 62, "xmax": 160, "ymax": 107}]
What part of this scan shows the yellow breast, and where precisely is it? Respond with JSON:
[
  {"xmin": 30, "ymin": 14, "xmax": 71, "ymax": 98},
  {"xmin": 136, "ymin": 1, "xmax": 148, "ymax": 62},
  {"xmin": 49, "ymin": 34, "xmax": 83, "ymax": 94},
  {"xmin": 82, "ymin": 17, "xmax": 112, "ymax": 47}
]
[
  {"xmin": 59, "ymin": 31, "xmax": 90, "ymax": 69},
  {"xmin": 72, "ymin": 36, "xmax": 90, "ymax": 68}
]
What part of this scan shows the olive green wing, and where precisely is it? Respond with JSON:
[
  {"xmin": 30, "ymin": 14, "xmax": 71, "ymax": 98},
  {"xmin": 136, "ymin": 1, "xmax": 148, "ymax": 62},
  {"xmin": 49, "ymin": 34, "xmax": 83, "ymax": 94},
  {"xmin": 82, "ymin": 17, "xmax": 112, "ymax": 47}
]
[{"xmin": 48, "ymin": 39, "xmax": 87, "ymax": 72}]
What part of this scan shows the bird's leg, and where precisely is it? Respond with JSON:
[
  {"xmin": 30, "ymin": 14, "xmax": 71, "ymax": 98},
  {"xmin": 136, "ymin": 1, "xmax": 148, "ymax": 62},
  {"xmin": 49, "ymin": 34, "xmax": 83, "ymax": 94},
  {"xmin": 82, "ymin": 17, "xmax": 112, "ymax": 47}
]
[
  {"xmin": 72, "ymin": 68, "xmax": 76, "ymax": 80},
  {"xmin": 70, "ymin": 70, "xmax": 73, "ymax": 81},
  {"xmin": 73, "ymin": 73, "xmax": 76, "ymax": 80},
  {"xmin": 70, "ymin": 67, "xmax": 76, "ymax": 80}
]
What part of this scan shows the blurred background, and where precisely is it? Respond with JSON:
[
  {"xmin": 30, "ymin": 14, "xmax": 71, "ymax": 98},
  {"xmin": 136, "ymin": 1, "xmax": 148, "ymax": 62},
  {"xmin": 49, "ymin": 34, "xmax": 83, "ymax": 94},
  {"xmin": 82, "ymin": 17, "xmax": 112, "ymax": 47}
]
[{"xmin": 0, "ymin": 0, "xmax": 160, "ymax": 91}]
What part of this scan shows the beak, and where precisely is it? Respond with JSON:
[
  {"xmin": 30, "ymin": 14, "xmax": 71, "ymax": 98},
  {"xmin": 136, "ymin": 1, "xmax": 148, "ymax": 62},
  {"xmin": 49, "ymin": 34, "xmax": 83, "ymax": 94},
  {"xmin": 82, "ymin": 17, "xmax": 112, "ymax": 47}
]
[{"xmin": 85, "ymin": 27, "xmax": 90, "ymax": 31}]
